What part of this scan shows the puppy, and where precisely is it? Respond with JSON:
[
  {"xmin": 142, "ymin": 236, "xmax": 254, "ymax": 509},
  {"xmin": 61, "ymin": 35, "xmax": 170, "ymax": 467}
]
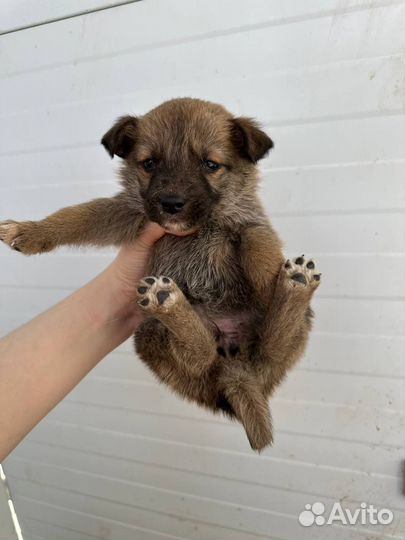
[{"xmin": 0, "ymin": 98, "xmax": 321, "ymax": 450}]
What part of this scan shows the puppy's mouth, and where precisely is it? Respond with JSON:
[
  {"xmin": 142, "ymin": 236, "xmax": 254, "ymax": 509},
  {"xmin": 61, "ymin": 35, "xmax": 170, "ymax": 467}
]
[
  {"xmin": 144, "ymin": 203, "xmax": 205, "ymax": 234},
  {"xmin": 143, "ymin": 196, "xmax": 212, "ymax": 235},
  {"xmin": 160, "ymin": 219, "xmax": 198, "ymax": 235}
]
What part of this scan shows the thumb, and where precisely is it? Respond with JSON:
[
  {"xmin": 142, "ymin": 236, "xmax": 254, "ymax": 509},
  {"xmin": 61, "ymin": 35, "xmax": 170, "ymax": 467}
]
[
  {"xmin": 113, "ymin": 222, "xmax": 166, "ymax": 285},
  {"xmin": 134, "ymin": 222, "xmax": 167, "ymax": 251}
]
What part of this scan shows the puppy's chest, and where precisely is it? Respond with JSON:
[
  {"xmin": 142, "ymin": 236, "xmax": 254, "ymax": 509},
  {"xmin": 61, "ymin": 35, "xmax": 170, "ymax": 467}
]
[{"xmin": 149, "ymin": 232, "xmax": 251, "ymax": 309}]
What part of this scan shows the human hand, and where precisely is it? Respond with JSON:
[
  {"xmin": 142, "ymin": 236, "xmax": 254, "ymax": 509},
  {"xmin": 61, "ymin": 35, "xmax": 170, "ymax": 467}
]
[{"xmin": 96, "ymin": 222, "xmax": 166, "ymax": 332}]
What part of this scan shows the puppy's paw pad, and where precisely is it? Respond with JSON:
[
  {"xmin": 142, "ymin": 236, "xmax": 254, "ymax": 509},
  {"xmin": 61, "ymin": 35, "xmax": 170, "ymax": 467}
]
[
  {"xmin": 283, "ymin": 255, "xmax": 321, "ymax": 290},
  {"xmin": 156, "ymin": 290, "xmax": 171, "ymax": 305},
  {"xmin": 291, "ymin": 272, "xmax": 307, "ymax": 285},
  {"xmin": 137, "ymin": 276, "xmax": 180, "ymax": 312}
]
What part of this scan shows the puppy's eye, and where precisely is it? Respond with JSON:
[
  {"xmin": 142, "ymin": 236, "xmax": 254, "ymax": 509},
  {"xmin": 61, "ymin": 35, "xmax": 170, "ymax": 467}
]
[
  {"xmin": 204, "ymin": 160, "xmax": 221, "ymax": 172},
  {"xmin": 143, "ymin": 159, "xmax": 157, "ymax": 172}
]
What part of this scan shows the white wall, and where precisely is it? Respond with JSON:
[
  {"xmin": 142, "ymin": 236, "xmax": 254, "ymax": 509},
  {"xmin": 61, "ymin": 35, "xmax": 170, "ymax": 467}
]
[{"xmin": 1, "ymin": 1, "xmax": 404, "ymax": 539}]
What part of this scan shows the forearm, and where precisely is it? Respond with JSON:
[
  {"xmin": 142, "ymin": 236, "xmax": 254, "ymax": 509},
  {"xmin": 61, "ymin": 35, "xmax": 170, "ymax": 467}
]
[
  {"xmin": 0, "ymin": 266, "xmax": 133, "ymax": 461},
  {"xmin": 0, "ymin": 222, "xmax": 165, "ymax": 461}
]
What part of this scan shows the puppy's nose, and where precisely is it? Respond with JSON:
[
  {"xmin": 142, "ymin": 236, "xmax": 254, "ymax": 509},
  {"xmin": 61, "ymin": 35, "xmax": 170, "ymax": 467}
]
[{"xmin": 160, "ymin": 194, "xmax": 185, "ymax": 215}]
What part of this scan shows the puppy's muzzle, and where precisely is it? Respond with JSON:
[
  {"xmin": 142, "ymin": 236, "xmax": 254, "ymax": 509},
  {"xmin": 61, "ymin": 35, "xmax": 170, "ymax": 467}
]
[{"xmin": 160, "ymin": 193, "xmax": 185, "ymax": 215}]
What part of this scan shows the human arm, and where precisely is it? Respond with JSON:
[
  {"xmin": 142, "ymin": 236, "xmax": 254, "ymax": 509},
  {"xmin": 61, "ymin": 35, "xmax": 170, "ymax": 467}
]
[{"xmin": 0, "ymin": 222, "xmax": 165, "ymax": 461}]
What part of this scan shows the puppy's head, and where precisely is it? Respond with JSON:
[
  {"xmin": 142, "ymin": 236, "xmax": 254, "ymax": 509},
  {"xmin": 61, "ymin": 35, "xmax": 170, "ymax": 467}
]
[{"xmin": 101, "ymin": 98, "xmax": 273, "ymax": 233}]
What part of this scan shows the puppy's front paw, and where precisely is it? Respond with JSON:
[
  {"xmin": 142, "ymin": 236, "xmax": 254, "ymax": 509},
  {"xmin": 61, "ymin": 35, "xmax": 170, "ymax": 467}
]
[
  {"xmin": 137, "ymin": 276, "xmax": 183, "ymax": 314},
  {"xmin": 282, "ymin": 255, "xmax": 321, "ymax": 291},
  {"xmin": 0, "ymin": 220, "xmax": 54, "ymax": 255}
]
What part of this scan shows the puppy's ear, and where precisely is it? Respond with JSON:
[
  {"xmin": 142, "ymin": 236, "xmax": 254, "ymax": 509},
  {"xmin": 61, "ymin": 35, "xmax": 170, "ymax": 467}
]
[
  {"xmin": 101, "ymin": 116, "xmax": 138, "ymax": 158},
  {"xmin": 231, "ymin": 117, "xmax": 273, "ymax": 163}
]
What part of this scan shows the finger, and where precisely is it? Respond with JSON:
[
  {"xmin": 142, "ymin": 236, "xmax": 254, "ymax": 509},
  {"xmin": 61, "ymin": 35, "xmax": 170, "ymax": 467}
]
[
  {"xmin": 136, "ymin": 222, "xmax": 166, "ymax": 250},
  {"xmin": 117, "ymin": 222, "xmax": 165, "ymax": 260},
  {"xmin": 114, "ymin": 222, "xmax": 165, "ymax": 282}
]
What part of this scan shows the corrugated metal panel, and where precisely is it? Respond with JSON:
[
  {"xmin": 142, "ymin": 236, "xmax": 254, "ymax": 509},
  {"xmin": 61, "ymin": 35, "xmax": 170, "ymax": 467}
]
[{"xmin": 1, "ymin": 1, "xmax": 404, "ymax": 539}]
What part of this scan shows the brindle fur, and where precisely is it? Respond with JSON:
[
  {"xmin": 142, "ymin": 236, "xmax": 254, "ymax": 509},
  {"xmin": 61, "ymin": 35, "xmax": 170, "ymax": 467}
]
[{"xmin": 0, "ymin": 98, "xmax": 321, "ymax": 450}]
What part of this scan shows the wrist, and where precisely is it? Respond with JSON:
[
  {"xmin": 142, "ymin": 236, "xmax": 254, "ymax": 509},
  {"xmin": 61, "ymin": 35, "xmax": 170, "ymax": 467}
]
[{"xmin": 80, "ymin": 265, "xmax": 138, "ymax": 343}]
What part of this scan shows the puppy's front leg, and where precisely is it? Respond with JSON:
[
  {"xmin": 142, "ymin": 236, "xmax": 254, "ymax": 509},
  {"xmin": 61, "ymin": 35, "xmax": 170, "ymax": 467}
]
[
  {"xmin": 0, "ymin": 194, "xmax": 144, "ymax": 255},
  {"xmin": 136, "ymin": 275, "xmax": 218, "ymax": 377}
]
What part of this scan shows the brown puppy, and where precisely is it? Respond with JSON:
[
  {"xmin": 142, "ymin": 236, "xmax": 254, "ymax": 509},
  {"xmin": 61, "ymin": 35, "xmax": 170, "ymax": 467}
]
[{"xmin": 0, "ymin": 98, "xmax": 321, "ymax": 450}]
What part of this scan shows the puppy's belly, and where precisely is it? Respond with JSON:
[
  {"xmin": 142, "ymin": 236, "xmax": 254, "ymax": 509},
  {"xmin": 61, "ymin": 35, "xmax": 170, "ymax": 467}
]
[{"xmin": 195, "ymin": 306, "xmax": 256, "ymax": 354}]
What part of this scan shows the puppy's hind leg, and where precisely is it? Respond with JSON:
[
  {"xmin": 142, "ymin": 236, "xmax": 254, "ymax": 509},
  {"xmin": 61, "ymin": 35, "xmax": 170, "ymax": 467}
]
[
  {"xmin": 137, "ymin": 276, "xmax": 218, "ymax": 377},
  {"xmin": 259, "ymin": 255, "xmax": 321, "ymax": 395}
]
